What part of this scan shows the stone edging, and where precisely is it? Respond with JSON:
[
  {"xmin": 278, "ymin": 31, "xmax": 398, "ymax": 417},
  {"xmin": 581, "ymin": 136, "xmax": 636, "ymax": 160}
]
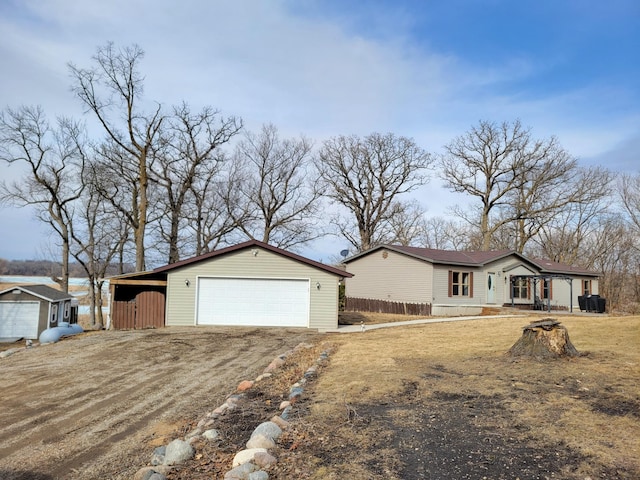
[{"xmin": 134, "ymin": 342, "xmax": 331, "ymax": 480}]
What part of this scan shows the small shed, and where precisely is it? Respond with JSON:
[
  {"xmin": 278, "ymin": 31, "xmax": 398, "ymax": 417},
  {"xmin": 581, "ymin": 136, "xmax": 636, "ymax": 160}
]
[{"xmin": 0, "ymin": 285, "xmax": 75, "ymax": 340}]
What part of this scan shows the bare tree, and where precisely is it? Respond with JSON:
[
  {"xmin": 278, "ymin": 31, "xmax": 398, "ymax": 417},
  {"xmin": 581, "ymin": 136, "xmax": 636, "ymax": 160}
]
[
  {"xmin": 69, "ymin": 43, "xmax": 164, "ymax": 271},
  {"xmin": 184, "ymin": 160, "xmax": 243, "ymax": 256},
  {"xmin": 620, "ymin": 173, "xmax": 640, "ymax": 234},
  {"xmin": 230, "ymin": 124, "xmax": 322, "ymax": 249},
  {"xmin": 584, "ymin": 214, "xmax": 638, "ymax": 313},
  {"xmin": 617, "ymin": 173, "xmax": 640, "ymax": 312},
  {"xmin": 420, "ymin": 216, "xmax": 473, "ymax": 250},
  {"xmin": 152, "ymin": 103, "xmax": 242, "ymax": 263},
  {"xmin": 440, "ymin": 120, "xmax": 578, "ymax": 251},
  {"xmin": 86, "ymin": 139, "xmax": 146, "ymax": 265},
  {"xmin": 69, "ymin": 178, "xmax": 128, "ymax": 328},
  {"xmin": 508, "ymin": 165, "xmax": 612, "ymax": 253},
  {"xmin": 386, "ymin": 199, "xmax": 429, "ymax": 246},
  {"xmin": 0, "ymin": 106, "xmax": 86, "ymax": 292},
  {"xmin": 317, "ymin": 132, "xmax": 433, "ymax": 252},
  {"xmin": 531, "ymin": 175, "xmax": 613, "ymax": 266}
]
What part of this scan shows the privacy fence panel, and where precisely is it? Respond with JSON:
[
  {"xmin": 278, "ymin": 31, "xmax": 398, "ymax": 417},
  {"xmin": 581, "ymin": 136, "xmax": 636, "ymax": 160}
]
[{"xmin": 345, "ymin": 297, "xmax": 431, "ymax": 316}]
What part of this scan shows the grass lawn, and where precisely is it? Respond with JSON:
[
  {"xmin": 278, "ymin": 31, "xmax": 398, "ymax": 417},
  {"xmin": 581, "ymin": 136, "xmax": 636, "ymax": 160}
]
[{"xmin": 271, "ymin": 314, "xmax": 640, "ymax": 479}]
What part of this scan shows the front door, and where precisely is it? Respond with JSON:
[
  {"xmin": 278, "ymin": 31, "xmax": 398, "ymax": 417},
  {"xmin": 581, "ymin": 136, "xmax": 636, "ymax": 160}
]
[{"xmin": 487, "ymin": 273, "xmax": 496, "ymax": 304}]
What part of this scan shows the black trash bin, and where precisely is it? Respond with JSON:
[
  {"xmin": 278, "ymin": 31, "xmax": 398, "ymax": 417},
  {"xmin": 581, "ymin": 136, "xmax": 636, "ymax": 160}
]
[
  {"xmin": 586, "ymin": 295, "xmax": 600, "ymax": 312},
  {"xmin": 585, "ymin": 295, "xmax": 606, "ymax": 313},
  {"xmin": 578, "ymin": 296, "xmax": 586, "ymax": 311}
]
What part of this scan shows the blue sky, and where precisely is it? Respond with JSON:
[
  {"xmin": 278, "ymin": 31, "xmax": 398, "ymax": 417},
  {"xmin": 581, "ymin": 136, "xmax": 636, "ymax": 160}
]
[{"xmin": 0, "ymin": 0, "xmax": 638, "ymax": 263}]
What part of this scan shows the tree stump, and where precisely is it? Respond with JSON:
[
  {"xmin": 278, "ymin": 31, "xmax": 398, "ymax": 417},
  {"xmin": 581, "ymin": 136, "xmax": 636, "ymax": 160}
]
[{"xmin": 508, "ymin": 319, "xmax": 580, "ymax": 358}]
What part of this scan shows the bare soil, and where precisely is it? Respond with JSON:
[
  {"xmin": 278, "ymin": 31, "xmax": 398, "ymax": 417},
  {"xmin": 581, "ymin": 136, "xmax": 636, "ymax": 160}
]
[{"xmin": 0, "ymin": 326, "xmax": 318, "ymax": 479}]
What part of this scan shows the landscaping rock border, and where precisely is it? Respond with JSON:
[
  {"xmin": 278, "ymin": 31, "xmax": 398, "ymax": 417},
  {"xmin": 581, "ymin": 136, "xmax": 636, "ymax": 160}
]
[{"xmin": 134, "ymin": 342, "xmax": 331, "ymax": 480}]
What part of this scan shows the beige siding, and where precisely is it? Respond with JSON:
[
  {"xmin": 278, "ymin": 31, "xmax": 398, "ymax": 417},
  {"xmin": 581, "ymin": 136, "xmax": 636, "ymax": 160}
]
[
  {"xmin": 165, "ymin": 246, "xmax": 340, "ymax": 330},
  {"xmin": 552, "ymin": 276, "xmax": 599, "ymax": 311},
  {"xmin": 345, "ymin": 250, "xmax": 600, "ymax": 314},
  {"xmin": 487, "ymin": 258, "xmax": 536, "ymax": 305},
  {"xmin": 502, "ymin": 264, "xmax": 538, "ymax": 306},
  {"xmin": 432, "ymin": 265, "xmax": 482, "ymax": 305},
  {"xmin": 345, "ymin": 249, "xmax": 432, "ymax": 303}
]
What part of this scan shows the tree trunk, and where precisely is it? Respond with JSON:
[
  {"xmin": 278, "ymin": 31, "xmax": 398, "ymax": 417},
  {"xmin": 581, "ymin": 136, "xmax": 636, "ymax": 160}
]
[
  {"xmin": 94, "ymin": 279, "xmax": 105, "ymax": 329},
  {"xmin": 508, "ymin": 319, "xmax": 580, "ymax": 358}
]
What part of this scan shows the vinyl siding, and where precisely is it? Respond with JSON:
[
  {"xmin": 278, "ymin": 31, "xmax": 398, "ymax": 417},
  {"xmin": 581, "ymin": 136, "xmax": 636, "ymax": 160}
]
[
  {"xmin": 0, "ymin": 291, "xmax": 48, "ymax": 336},
  {"xmin": 433, "ymin": 265, "xmax": 480, "ymax": 305},
  {"xmin": 345, "ymin": 250, "xmax": 598, "ymax": 313},
  {"xmin": 345, "ymin": 249, "xmax": 432, "ymax": 303},
  {"xmin": 165, "ymin": 246, "xmax": 340, "ymax": 330},
  {"xmin": 553, "ymin": 276, "xmax": 599, "ymax": 311},
  {"xmin": 503, "ymin": 264, "xmax": 539, "ymax": 306},
  {"xmin": 487, "ymin": 258, "xmax": 536, "ymax": 305}
]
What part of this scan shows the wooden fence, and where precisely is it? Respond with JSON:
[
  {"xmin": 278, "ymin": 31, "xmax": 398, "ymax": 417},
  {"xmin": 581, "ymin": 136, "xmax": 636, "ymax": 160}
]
[
  {"xmin": 112, "ymin": 290, "xmax": 165, "ymax": 330},
  {"xmin": 345, "ymin": 297, "xmax": 431, "ymax": 316}
]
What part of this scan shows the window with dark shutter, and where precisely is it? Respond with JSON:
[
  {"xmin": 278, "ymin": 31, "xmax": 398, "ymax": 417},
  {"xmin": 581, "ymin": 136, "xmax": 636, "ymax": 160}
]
[{"xmin": 449, "ymin": 270, "xmax": 472, "ymax": 297}]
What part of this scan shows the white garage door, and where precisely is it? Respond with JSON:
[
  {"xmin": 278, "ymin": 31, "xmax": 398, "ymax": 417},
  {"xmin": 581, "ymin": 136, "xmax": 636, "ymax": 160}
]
[
  {"xmin": 0, "ymin": 302, "xmax": 40, "ymax": 339},
  {"xmin": 197, "ymin": 277, "xmax": 310, "ymax": 327}
]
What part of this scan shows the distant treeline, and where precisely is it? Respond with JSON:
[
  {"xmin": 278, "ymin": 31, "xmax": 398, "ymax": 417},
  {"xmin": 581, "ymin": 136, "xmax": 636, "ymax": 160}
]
[{"xmin": 0, "ymin": 259, "xmax": 134, "ymax": 277}]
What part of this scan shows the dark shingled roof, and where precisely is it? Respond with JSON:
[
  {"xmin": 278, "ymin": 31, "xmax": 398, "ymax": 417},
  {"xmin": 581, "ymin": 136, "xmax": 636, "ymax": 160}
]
[
  {"xmin": 0, "ymin": 284, "xmax": 73, "ymax": 302},
  {"xmin": 529, "ymin": 258, "xmax": 597, "ymax": 276},
  {"xmin": 345, "ymin": 245, "xmax": 598, "ymax": 276},
  {"xmin": 389, "ymin": 245, "xmax": 515, "ymax": 266}
]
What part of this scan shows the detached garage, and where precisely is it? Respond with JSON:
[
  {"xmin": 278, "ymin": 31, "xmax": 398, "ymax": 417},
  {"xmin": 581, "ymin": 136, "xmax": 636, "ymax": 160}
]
[
  {"xmin": 0, "ymin": 285, "xmax": 75, "ymax": 340},
  {"xmin": 109, "ymin": 240, "xmax": 352, "ymax": 331}
]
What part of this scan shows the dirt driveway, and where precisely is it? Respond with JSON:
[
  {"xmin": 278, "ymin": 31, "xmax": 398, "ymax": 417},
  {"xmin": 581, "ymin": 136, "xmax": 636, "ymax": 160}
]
[{"xmin": 0, "ymin": 326, "xmax": 318, "ymax": 480}]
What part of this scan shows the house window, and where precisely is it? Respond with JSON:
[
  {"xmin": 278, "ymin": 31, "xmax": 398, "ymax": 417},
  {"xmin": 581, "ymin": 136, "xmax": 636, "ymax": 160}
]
[
  {"xmin": 50, "ymin": 304, "xmax": 58, "ymax": 325},
  {"xmin": 512, "ymin": 277, "xmax": 529, "ymax": 299},
  {"xmin": 542, "ymin": 279, "xmax": 552, "ymax": 300},
  {"xmin": 449, "ymin": 271, "xmax": 473, "ymax": 297},
  {"xmin": 583, "ymin": 280, "xmax": 592, "ymax": 296}
]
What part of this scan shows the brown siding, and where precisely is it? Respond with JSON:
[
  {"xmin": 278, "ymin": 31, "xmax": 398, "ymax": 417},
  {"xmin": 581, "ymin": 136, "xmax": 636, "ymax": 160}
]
[
  {"xmin": 112, "ymin": 301, "xmax": 136, "ymax": 329},
  {"xmin": 136, "ymin": 291, "xmax": 165, "ymax": 329},
  {"xmin": 112, "ymin": 291, "xmax": 165, "ymax": 330}
]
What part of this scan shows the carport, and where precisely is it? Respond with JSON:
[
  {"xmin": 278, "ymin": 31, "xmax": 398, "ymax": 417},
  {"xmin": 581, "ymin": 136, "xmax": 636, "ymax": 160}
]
[{"xmin": 108, "ymin": 271, "xmax": 167, "ymax": 330}]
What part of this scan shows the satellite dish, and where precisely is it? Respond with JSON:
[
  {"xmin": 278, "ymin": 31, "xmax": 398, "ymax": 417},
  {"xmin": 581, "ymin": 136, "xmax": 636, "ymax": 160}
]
[{"xmin": 340, "ymin": 249, "xmax": 349, "ymax": 258}]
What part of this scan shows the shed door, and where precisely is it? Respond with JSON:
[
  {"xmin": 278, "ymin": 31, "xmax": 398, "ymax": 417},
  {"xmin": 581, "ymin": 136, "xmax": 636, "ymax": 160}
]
[
  {"xmin": 0, "ymin": 302, "xmax": 40, "ymax": 339},
  {"xmin": 197, "ymin": 277, "xmax": 309, "ymax": 327}
]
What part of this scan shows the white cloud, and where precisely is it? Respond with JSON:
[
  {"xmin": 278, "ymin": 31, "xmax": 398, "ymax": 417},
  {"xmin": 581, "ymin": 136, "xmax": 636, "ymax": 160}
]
[{"xmin": 0, "ymin": 0, "xmax": 637, "ymax": 261}]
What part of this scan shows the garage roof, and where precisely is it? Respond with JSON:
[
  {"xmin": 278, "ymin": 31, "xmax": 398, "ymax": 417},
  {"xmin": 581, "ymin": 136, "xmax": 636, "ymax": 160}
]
[{"xmin": 153, "ymin": 239, "xmax": 353, "ymax": 278}]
